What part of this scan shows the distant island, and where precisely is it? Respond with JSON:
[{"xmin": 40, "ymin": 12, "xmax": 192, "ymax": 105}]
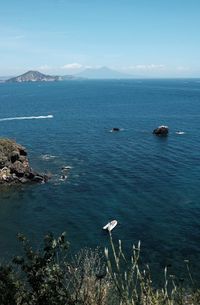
[
  {"xmin": 6, "ymin": 70, "xmax": 83, "ymax": 83},
  {"xmin": 6, "ymin": 70, "xmax": 61, "ymax": 83},
  {"xmin": 3, "ymin": 67, "xmax": 135, "ymax": 83},
  {"xmin": 77, "ymin": 66, "xmax": 133, "ymax": 79}
]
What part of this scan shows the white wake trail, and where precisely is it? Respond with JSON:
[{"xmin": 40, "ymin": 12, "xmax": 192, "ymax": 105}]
[{"xmin": 0, "ymin": 115, "xmax": 53, "ymax": 122}]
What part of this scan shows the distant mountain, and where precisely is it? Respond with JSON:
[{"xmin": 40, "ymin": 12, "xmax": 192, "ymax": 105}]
[
  {"xmin": 77, "ymin": 66, "xmax": 133, "ymax": 79},
  {"xmin": 6, "ymin": 71, "xmax": 62, "ymax": 83},
  {"xmin": 0, "ymin": 76, "xmax": 12, "ymax": 82},
  {"xmin": 5, "ymin": 68, "xmax": 133, "ymax": 83},
  {"xmin": 61, "ymin": 75, "xmax": 85, "ymax": 80}
]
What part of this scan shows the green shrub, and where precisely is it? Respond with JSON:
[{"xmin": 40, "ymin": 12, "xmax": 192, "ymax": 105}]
[{"xmin": 0, "ymin": 232, "xmax": 199, "ymax": 305}]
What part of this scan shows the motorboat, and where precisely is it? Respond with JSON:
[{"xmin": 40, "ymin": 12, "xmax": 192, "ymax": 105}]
[{"xmin": 103, "ymin": 220, "xmax": 118, "ymax": 232}]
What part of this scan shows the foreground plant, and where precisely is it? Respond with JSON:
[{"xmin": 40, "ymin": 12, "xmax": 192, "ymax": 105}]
[
  {"xmin": 105, "ymin": 232, "xmax": 199, "ymax": 305},
  {"xmin": 0, "ymin": 232, "xmax": 199, "ymax": 305},
  {"xmin": 0, "ymin": 233, "xmax": 110, "ymax": 305}
]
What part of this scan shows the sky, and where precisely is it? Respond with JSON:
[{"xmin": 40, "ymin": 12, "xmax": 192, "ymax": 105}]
[{"xmin": 1, "ymin": 0, "xmax": 200, "ymax": 77}]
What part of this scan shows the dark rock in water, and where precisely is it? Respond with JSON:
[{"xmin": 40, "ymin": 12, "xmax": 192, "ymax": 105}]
[
  {"xmin": 111, "ymin": 127, "xmax": 120, "ymax": 132},
  {"xmin": 153, "ymin": 125, "xmax": 169, "ymax": 136},
  {"xmin": 0, "ymin": 138, "xmax": 49, "ymax": 184}
]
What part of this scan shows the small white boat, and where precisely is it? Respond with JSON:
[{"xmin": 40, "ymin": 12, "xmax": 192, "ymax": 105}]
[
  {"xmin": 176, "ymin": 131, "xmax": 185, "ymax": 135},
  {"xmin": 103, "ymin": 220, "xmax": 118, "ymax": 232}
]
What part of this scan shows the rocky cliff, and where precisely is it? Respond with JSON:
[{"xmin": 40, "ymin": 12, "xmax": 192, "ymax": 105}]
[{"xmin": 0, "ymin": 138, "xmax": 48, "ymax": 184}]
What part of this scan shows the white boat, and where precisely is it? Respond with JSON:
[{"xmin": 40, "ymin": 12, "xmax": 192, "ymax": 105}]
[
  {"xmin": 176, "ymin": 131, "xmax": 185, "ymax": 135},
  {"xmin": 103, "ymin": 220, "xmax": 118, "ymax": 232}
]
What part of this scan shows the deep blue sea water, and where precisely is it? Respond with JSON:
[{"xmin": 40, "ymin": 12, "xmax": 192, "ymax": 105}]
[{"xmin": 0, "ymin": 79, "xmax": 200, "ymax": 282}]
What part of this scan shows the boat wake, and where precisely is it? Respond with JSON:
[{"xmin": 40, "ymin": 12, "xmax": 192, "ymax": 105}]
[{"xmin": 0, "ymin": 115, "xmax": 53, "ymax": 122}]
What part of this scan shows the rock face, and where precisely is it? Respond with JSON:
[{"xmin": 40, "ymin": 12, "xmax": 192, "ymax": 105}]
[
  {"xmin": 153, "ymin": 125, "xmax": 169, "ymax": 136},
  {"xmin": 0, "ymin": 139, "xmax": 48, "ymax": 184}
]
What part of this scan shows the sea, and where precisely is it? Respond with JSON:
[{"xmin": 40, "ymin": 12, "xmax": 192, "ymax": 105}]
[{"xmin": 0, "ymin": 79, "xmax": 200, "ymax": 283}]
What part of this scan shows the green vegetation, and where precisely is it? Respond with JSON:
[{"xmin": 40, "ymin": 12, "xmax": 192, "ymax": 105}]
[
  {"xmin": 0, "ymin": 232, "xmax": 199, "ymax": 305},
  {"xmin": 0, "ymin": 138, "xmax": 19, "ymax": 160}
]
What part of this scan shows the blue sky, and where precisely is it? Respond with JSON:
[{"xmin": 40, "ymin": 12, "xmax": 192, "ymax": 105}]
[{"xmin": 1, "ymin": 0, "xmax": 200, "ymax": 77}]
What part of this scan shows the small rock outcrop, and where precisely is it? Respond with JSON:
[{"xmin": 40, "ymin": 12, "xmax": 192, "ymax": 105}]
[
  {"xmin": 0, "ymin": 138, "xmax": 48, "ymax": 184},
  {"xmin": 111, "ymin": 128, "xmax": 120, "ymax": 132},
  {"xmin": 153, "ymin": 125, "xmax": 169, "ymax": 136}
]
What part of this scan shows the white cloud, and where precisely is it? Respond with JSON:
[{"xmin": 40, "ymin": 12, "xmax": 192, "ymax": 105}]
[
  {"xmin": 176, "ymin": 66, "xmax": 190, "ymax": 72},
  {"xmin": 127, "ymin": 64, "xmax": 165, "ymax": 71},
  {"xmin": 84, "ymin": 65, "xmax": 93, "ymax": 69},
  {"xmin": 60, "ymin": 63, "xmax": 101, "ymax": 70},
  {"xmin": 37, "ymin": 65, "xmax": 52, "ymax": 71},
  {"xmin": 61, "ymin": 63, "xmax": 83, "ymax": 70}
]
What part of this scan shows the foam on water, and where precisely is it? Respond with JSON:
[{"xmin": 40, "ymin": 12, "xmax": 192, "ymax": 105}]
[
  {"xmin": 40, "ymin": 154, "xmax": 57, "ymax": 160},
  {"xmin": 175, "ymin": 131, "xmax": 185, "ymax": 135}
]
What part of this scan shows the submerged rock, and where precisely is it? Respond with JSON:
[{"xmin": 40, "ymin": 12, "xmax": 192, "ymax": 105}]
[
  {"xmin": 0, "ymin": 138, "xmax": 49, "ymax": 184},
  {"xmin": 153, "ymin": 125, "xmax": 169, "ymax": 136}
]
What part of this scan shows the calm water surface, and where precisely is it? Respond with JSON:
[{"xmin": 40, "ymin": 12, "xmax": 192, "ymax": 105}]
[{"xmin": 0, "ymin": 79, "xmax": 200, "ymax": 281}]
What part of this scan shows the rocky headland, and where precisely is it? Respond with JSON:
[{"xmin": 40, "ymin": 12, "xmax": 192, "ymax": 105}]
[{"xmin": 0, "ymin": 138, "xmax": 48, "ymax": 184}]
